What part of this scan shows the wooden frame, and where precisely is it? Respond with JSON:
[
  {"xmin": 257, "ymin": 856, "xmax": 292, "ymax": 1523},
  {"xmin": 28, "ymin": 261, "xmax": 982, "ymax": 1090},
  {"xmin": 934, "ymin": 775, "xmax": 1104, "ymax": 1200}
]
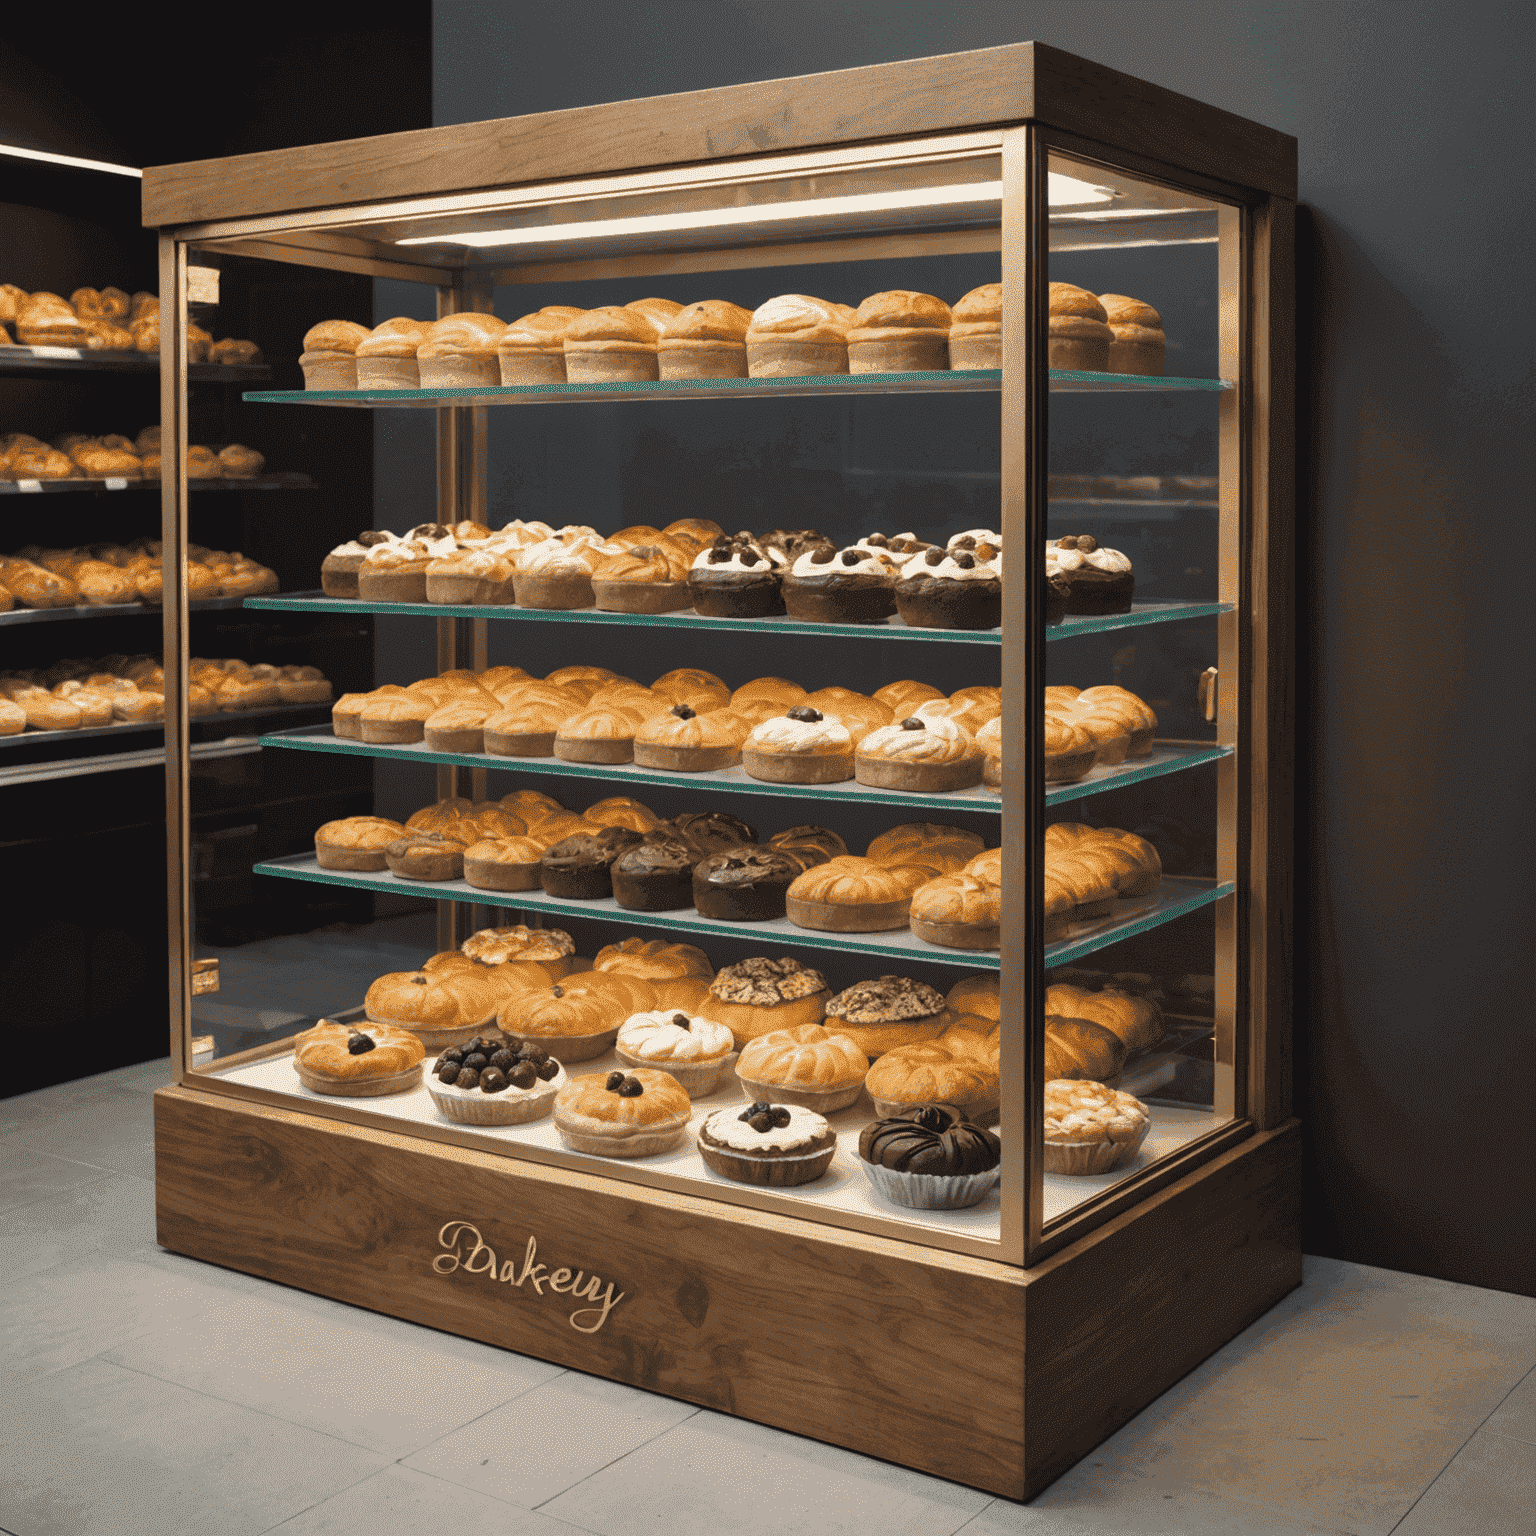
[{"xmin": 149, "ymin": 42, "xmax": 1296, "ymax": 1500}]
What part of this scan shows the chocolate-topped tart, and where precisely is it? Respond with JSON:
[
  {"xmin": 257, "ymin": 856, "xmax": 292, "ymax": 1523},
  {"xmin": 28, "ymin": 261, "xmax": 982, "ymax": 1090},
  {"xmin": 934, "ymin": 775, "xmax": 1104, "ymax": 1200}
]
[
  {"xmin": 428, "ymin": 1036, "xmax": 566, "ymax": 1125},
  {"xmin": 894, "ymin": 543, "xmax": 1002, "ymax": 631},
  {"xmin": 669, "ymin": 810, "xmax": 758, "ymax": 855},
  {"xmin": 1046, "ymin": 534, "xmax": 1134, "ymax": 615},
  {"xmin": 697, "ymin": 1100, "xmax": 838, "ymax": 1186},
  {"xmin": 859, "ymin": 1102, "xmax": 1002, "ymax": 1209},
  {"xmin": 692, "ymin": 846, "xmax": 805, "ymax": 922},
  {"xmin": 685, "ymin": 533, "xmax": 785, "ymax": 618},
  {"xmin": 781, "ymin": 545, "xmax": 900, "ymax": 625},
  {"xmin": 538, "ymin": 825, "xmax": 644, "ymax": 900},
  {"xmin": 611, "ymin": 829, "xmax": 705, "ymax": 912},
  {"xmin": 765, "ymin": 824, "xmax": 847, "ymax": 868}
]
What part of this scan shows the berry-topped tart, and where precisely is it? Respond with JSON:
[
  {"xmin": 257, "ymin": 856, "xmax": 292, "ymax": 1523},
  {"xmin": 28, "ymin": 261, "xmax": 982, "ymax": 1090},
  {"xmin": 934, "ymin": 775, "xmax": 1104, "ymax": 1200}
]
[
  {"xmin": 291, "ymin": 1020, "xmax": 426, "ymax": 1097},
  {"xmin": 696, "ymin": 1101, "xmax": 838, "ymax": 1187},
  {"xmin": 553, "ymin": 1068, "xmax": 693, "ymax": 1157},
  {"xmin": 858, "ymin": 1102, "xmax": 1002, "ymax": 1209},
  {"xmin": 427, "ymin": 1035, "xmax": 566, "ymax": 1125}
]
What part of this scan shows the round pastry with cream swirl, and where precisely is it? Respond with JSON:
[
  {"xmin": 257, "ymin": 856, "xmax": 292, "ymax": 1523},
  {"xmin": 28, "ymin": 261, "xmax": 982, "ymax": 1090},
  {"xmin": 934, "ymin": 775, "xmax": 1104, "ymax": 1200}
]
[
  {"xmin": 854, "ymin": 711, "xmax": 983, "ymax": 792},
  {"xmin": 1045, "ymin": 535, "xmax": 1134, "ymax": 614},
  {"xmin": 741, "ymin": 706, "xmax": 854, "ymax": 784},
  {"xmin": 696, "ymin": 1101, "xmax": 837, "ymax": 1186},
  {"xmin": 894, "ymin": 544, "xmax": 1002, "ymax": 631},
  {"xmin": 512, "ymin": 534, "xmax": 611, "ymax": 610},
  {"xmin": 614, "ymin": 1009, "xmax": 737, "ymax": 1095},
  {"xmin": 780, "ymin": 545, "xmax": 899, "ymax": 624},
  {"xmin": 685, "ymin": 534, "xmax": 786, "ymax": 618}
]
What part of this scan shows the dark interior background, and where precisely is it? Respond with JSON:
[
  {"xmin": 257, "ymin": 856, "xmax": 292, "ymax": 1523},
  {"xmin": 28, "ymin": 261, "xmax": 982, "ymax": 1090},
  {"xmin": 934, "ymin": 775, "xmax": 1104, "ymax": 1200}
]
[{"xmin": 3, "ymin": 2, "xmax": 1530, "ymax": 1297}]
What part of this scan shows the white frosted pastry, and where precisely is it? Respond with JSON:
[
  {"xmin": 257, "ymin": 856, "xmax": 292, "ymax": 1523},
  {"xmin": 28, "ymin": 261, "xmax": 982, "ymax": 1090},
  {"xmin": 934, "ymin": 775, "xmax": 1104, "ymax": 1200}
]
[
  {"xmin": 614, "ymin": 1008, "xmax": 737, "ymax": 1096},
  {"xmin": 700, "ymin": 1102, "xmax": 829, "ymax": 1153}
]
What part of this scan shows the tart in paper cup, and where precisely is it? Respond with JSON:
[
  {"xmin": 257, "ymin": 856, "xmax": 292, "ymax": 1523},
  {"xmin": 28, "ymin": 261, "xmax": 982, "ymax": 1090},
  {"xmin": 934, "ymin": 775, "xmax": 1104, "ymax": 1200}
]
[
  {"xmin": 1043, "ymin": 1117, "xmax": 1150, "ymax": 1176},
  {"xmin": 860, "ymin": 1159, "xmax": 1001, "ymax": 1210}
]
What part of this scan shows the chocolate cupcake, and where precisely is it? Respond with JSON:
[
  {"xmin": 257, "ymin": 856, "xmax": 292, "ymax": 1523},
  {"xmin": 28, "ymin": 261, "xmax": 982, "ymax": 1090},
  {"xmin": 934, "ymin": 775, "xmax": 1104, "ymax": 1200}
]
[
  {"xmin": 851, "ymin": 531, "xmax": 936, "ymax": 568},
  {"xmin": 894, "ymin": 543, "xmax": 1002, "ymax": 630},
  {"xmin": 1046, "ymin": 535, "xmax": 1134, "ymax": 614},
  {"xmin": 766, "ymin": 825, "xmax": 847, "ymax": 869},
  {"xmin": 686, "ymin": 534, "xmax": 786, "ymax": 618},
  {"xmin": 611, "ymin": 830, "xmax": 704, "ymax": 911},
  {"xmin": 669, "ymin": 810, "xmax": 758, "ymax": 856},
  {"xmin": 781, "ymin": 545, "xmax": 900, "ymax": 624},
  {"xmin": 692, "ymin": 846, "xmax": 804, "ymax": 922},
  {"xmin": 858, "ymin": 1102, "xmax": 1002, "ymax": 1209},
  {"xmin": 538, "ymin": 826, "xmax": 644, "ymax": 900},
  {"xmin": 760, "ymin": 528, "xmax": 835, "ymax": 563}
]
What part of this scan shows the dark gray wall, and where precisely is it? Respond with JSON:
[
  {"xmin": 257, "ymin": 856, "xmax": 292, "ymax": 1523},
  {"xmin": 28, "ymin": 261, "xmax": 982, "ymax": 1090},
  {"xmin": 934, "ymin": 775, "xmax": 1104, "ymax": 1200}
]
[{"xmin": 415, "ymin": 0, "xmax": 1536, "ymax": 1294}]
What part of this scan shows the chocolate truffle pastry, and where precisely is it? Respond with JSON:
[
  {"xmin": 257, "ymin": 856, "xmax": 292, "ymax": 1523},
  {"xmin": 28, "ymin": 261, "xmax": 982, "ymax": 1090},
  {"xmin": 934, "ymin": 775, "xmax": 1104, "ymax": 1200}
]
[
  {"xmin": 697, "ymin": 956, "xmax": 831, "ymax": 1048},
  {"xmin": 462, "ymin": 836, "xmax": 546, "ymax": 892},
  {"xmin": 866, "ymin": 822, "xmax": 985, "ymax": 875},
  {"xmin": 765, "ymin": 825, "xmax": 847, "ymax": 869},
  {"xmin": 823, "ymin": 976, "xmax": 949, "ymax": 1059},
  {"xmin": 656, "ymin": 299, "xmax": 754, "ymax": 380},
  {"xmin": 846, "ymin": 289, "xmax": 953, "ymax": 373},
  {"xmin": 785, "ymin": 855, "xmax": 931, "ymax": 933},
  {"xmin": 615, "ymin": 1009, "xmax": 737, "ymax": 1096},
  {"xmin": 590, "ymin": 542, "xmax": 693, "ymax": 613},
  {"xmin": 538, "ymin": 826, "xmax": 644, "ymax": 900},
  {"xmin": 299, "ymin": 319, "xmax": 369, "ymax": 389},
  {"xmin": 948, "ymin": 282, "xmax": 1003, "ymax": 369},
  {"xmin": 668, "ymin": 810, "xmax": 758, "ymax": 855},
  {"xmin": 462, "ymin": 923, "xmax": 578, "ymax": 975},
  {"xmin": 354, "ymin": 317, "xmax": 431, "ymax": 389},
  {"xmin": 1046, "ymin": 535, "xmax": 1134, "ymax": 615},
  {"xmin": 781, "ymin": 545, "xmax": 900, "ymax": 624},
  {"xmin": 686, "ymin": 534, "xmax": 785, "ymax": 618},
  {"xmin": 697, "ymin": 1102, "xmax": 837, "ymax": 1187},
  {"xmin": 428, "ymin": 1037, "xmax": 567, "ymax": 1125},
  {"xmin": 855, "ymin": 712, "xmax": 984, "ymax": 792},
  {"xmin": 314, "ymin": 815, "xmax": 408, "ymax": 872},
  {"xmin": 292, "ymin": 1021, "xmax": 425, "ymax": 1097},
  {"xmin": 633, "ymin": 703, "xmax": 751, "ymax": 771},
  {"xmin": 1099, "ymin": 294, "xmax": 1166, "ymax": 376},
  {"xmin": 850, "ymin": 531, "xmax": 936, "ymax": 568},
  {"xmin": 1043, "ymin": 1078, "xmax": 1152, "ymax": 1174},
  {"xmin": 858, "ymin": 1103, "xmax": 1002, "ymax": 1209},
  {"xmin": 734, "ymin": 1022, "xmax": 868, "ymax": 1113},
  {"xmin": 908, "ymin": 870, "xmax": 1001, "ymax": 950},
  {"xmin": 692, "ymin": 846, "xmax": 804, "ymax": 922},
  {"xmin": 865, "ymin": 1038, "xmax": 1000, "ymax": 1124},
  {"xmin": 497, "ymin": 305, "xmax": 584, "ymax": 384},
  {"xmin": 322, "ymin": 530, "xmax": 397, "ymax": 598},
  {"xmin": 612, "ymin": 830, "xmax": 705, "ymax": 911},
  {"xmin": 562, "ymin": 304, "xmax": 662, "ymax": 384},
  {"xmin": 553, "ymin": 1068, "xmax": 693, "ymax": 1158},
  {"xmin": 745, "ymin": 293, "xmax": 853, "ymax": 377},
  {"xmin": 499, "ymin": 972, "xmax": 654, "ymax": 1063},
  {"xmin": 1048, "ymin": 283, "xmax": 1114, "ymax": 371},
  {"xmin": 416, "ymin": 312, "xmax": 508, "ymax": 388},
  {"xmin": 384, "ymin": 831, "xmax": 468, "ymax": 882},
  {"xmin": 365, "ymin": 965, "xmax": 499, "ymax": 1047},
  {"xmin": 741, "ymin": 706, "xmax": 854, "ymax": 784},
  {"xmin": 894, "ymin": 544, "xmax": 1002, "ymax": 631}
]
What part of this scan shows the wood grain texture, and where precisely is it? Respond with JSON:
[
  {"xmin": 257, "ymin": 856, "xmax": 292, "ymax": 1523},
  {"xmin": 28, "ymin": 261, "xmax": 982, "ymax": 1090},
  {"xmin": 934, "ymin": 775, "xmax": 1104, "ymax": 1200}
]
[
  {"xmin": 1022, "ymin": 1120, "xmax": 1302, "ymax": 1499},
  {"xmin": 154, "ymin": 1085, "xmax": 1027, "ymax": 1497},
  {"xmin": 141, "ymin": 43, "xmax": 1295, "ymax": 230}
]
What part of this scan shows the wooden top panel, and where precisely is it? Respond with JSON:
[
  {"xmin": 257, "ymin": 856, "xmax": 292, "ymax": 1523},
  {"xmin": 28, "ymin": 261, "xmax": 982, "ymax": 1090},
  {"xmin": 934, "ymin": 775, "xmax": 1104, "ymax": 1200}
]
[{"xmin": 142, "ymin": 43, "xmax": 1295, "ymax": 231}]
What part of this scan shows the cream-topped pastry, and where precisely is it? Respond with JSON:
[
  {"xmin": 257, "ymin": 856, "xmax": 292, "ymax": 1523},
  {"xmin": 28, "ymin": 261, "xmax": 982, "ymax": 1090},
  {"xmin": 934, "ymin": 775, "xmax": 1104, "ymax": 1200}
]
[
  {"xmin": 616, "ymin": 1009, "xmax": 734, "ymax": 1063},
  {"xmin": 745, "ymin": 712, "xmax": 852, "ymax": 751},
  {"xmin": 948, "ymin": 528, "xmax": 1003, "ymax": 548},
  {"xmin": 696, "ymin": 1100, "xmax": 838, "ymax": 1185},
  {"xmin": 688, "ymin": 542, "xmax": 785, "ymax": 572},
  {"xmin": 1046, "ymin": 535, "xmax": 1134, "ymax": 615},
  {"xmin": 858, "ymin": 713, "xmax": 971, "ymax": 760},
  {"xmin": 1045, "ymin": 540, "xmax": 1131, "ymax": 575},
  {"xmin": 850, "ymin": 532, "xmax": 931, "ymax": 566},
  {"xmin": 686, "ymin": 535, "xmax": 788, "ymax": 618},
  {"xmin": 700, "ymin": 1102, "xmax": 830, "ymax": 1154},
  {"xmin": 788, "ymin": 547, "xmax": 891, "ymax": 580},
  {"xmin": 899, "ymin": 549, "xmax": 999, "ymax": 582}
]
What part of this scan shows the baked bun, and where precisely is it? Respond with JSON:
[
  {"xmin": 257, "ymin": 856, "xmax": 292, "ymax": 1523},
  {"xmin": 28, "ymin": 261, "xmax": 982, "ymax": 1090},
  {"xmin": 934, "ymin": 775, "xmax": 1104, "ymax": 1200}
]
[
  {"xmin": 908, "ymin": 871, "xmax": 1001, "ymax": 949},
  {"xmin": 583, "ymin": 795, "xmax": 661, "ymax": 832},
  {"xmin": 865, "ymin": 1038, "xmax": 1000, "ymax": 1124},
  {"xmin": 1046, "ymin": 982, "xmax": 1163, "ymax": 1051},
  {"xmin": 563, "ymin": 305, "xmax": 661, "ymax": 383},
  {"xmin": 17, "ymin": 292, "xmax": 89, "ymax": 346},
  {"xmin": 299, "ymin": 320, "xmax": 369, "ymax": 389},
  {"xmin": 1047, "ymin": 284, "xmax": 1112, "ymax": 370},
  {"xmin": 847, "ymin": 290, "xmax": 952, "ymax": 373},
  {"xmin": 462, "ymin": 836, "xmax": 545, "ymax": 891},
  {"xmin": 355, "ymin": 317, "xmax": 432, "ymax": 388},
  {"xmin": 734, "ymin": 1022, "xmax": 868, "ymax": 1112},
  {"xmin": 823, "ymin": 976, "xmax": 948, "ymax": 1059},
  {"xmin": 745, "ymin": 294, "xmax": 852, "ymax": 378},
  {"xmin": 651, "ymin": 666, "xmax": 731, "ymax": 713},
  {"xmin": 948, "ymin": 282, "xmax": 1003, "ymax": 368},
  {"xmin": 944, "ymin": 974, "xmax": 1001, "ymax": 1033},
  {"xmin": 1098, "ymin": 294, "xmax": 1166, "ymax": 376},
  {"xmin": 656, "ymin": 300, "xmax": 753, "ymax": 380},
  {"xmin": 500, "ymin": 972, "xmax": 655, "ymax": 1061},
  {"xmin": 784, "ymin": 855, "xmax": 929, "ymax": 933},
  {"xmin": 365, "ymin": 966, "xmax": 498, "ymax": 1041},
  {"xmin": 462, "ymin": 923, "xmax": 577, "ymax": 974},
  {"xmin": 552, "ymin": 1068, "xmax": 693, "ymax": 1157},
  {"xmin": 866, "ymin": 823, "xmax": 985, "ymax": 875},
  {"xmin": 315, "ymin": 815, "xmax": 408, "ymax": 871},
  {"xmin": 697, "ymin": 956, "xmax": 830, "ymax": 1048},
  {"xmin": 292, "ymin": 1020, "xmax": 425, "ymax": 1095},
  {"xmin": 1044, "ymin": 1014, "xmax": 1128, "ymax": 1083},
  {"xmin": 593, "ymin": 937, "xmax": 712, "ymax": 983}
]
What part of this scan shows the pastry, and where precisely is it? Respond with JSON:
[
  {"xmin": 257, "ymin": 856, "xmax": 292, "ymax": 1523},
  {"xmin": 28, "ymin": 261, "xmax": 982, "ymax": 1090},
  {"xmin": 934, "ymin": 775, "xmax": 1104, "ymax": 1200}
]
[
  {"xmin": 872, "ymin": 679, "xmax": 945, "ymax": 715},
  {"xmin": 1044, "ymin": 715, "xmax": 1097, "ymax": 782},
  {"xmin": 1043, "ymin": 1079, "xmax": 1152, "ymax": 1174},
  {"xmin": 764, "ymin": 824, "xmax": 846, "ymax": 868},
  {"xmin": 615, "ymin": 1009, "xmax": 737, "ymax": 1095},
  {"xmin": 359, "ymin": 692, "xmax": 433, "ymax": 743},
  {"xmin": 426, "ymin": 547, "xmax": 518, "ymax": 606},
  {"xmin": 656, "ymin": 300, "xmax": 753, "ymax": 380},
  {"xmin": 462, "ymin": 837, "xmax": 546, "ymax": 891},
  {"xmin": 866, "ymin": 822, "xmax": 984, "ymax": 875},
  {"xmin": 850, "ymin": 532, "xmax": 936, "ymax": 568},
  {"xmin": 210, "ymin": 338, "xmax": 263, "ymax": 366},
  {"xmin": 1045, "ymin": 822, "xmax": 1162, "ymax": 899},
  {"xmin": 512, "ymin": 532, "xmax": 610, "ymax": 609},
  {"xmin": 314, "ymin": 815, "xmax": 408, "ymax": 871},
  {"xmin": 498, "ymin": 972, "xmax": 652, "ymax": 1062},
  {"xmin": 633, "ymin": 703, "xmax": 750, "ymax": 771},
  {"xmin": 384, "ymin": 831, "xmax": 468, "ymax": 881},
  {"xmin": 865, "ymin": 1038, "xmax": 1000, "ymax": 1124},
  {"xmin": 292, "ymin": 1020, "xmax": 425, "ymax": 1097},
  {"xmin": 562, "ymin": 304, "xmax": 662, "ymax": 383},
  {"xmin": 300, "ymin": 319, "xmax": 370, "ymax": 389},
  {"xmin": 661, "ymin": 517, "xmax": 726, "ymax": 549},
  {"xmin": 17, "ymin": 292, "xmax": 89, "ymax": 347},
  {"xmin": 582, "ymin": 795, "xmax": 661, "ymax": 832},
  {"xmin": 854, "ymin": 713, "xmax": 983, "ymax": 791},
  {"xmin": 745, "ymin": 294, "xmax": 852, "ymax": 378},
  {"xmin": 417, "ymin": 312, "xmax": 508, "ymax": 388},
  {"xmin": 1044, "ymin": 1013, "xmax": 1129, "ymax": 1084},
  {"xmin": 733, "ymin": 1022, "xmax": 867, "ymax": 1112},
  {"xmin": 846, "ymin": 289, "xmax": 952, "ymax": 373},
  {"xmin": 948, "ymin": 282, "xmax": 1002, "ymax": 369},
  {"xmin": 1046, "ymin": 536, "xmax": 1134, "ymax": 614},
  {"xmin": 697, "ymin": 1102, "xmax": 837, "ymax": 1186},
  {"xmin": 365, "ymin": 964, "xmax": 499, "ymax": 1045},
  {"xmin": 1046, "ymin": 982, "xmax": 1163, "ymax": 1052},
  {"xmin": 553, "ymin": 702, "xmax": 645, "ymax": 763},
  {"xmin": 462, "ymin": 924, "xmax": 578, "ymax": 975},
  {"xmin": 423, "ymin": 700, "xmax": 497, "ymax": 753},
  {"xmin": 611, "ymin": 830, "xmax": 705, "ymax": 911},
  {"xmin": 1071, "ymin": 685, "xmax": 1158, "ymax": 756},
  {"xmin": 758, "ymin": 529, "xmax": 835, "ymax": 564},
  {"xmin": 698, "ymin": 955, "xmax": 830, "ymax": 1048},
  {"xmin": 358, "ymin": 536, "xmax": 452, "ymax": 603},
  {"xmin": 590, "ymin": 542, "xmax": 693, "ymax": 613},
  {"xmin": 686, "ymin": 534, "xmax": 785, "ymax": 618},
  {"xmin": 651, "ymin": 667, "xmax": 731, "ymax": 713},
  {"xmin": 428, "ymin": 1038, "xmax": 566, "ymax": 1124},
  {"xmin": 691, "ymin": 846, "xmax": 805, "ymax": 922},
  {"xmin": 822, "ymin": 976, "xmax": 948, "ymax": 1059},
  {"xmin": 895, "ymin": 544, "xmax": 1002, "ymax": 631},
  {"xmin": 858, "ymin": 1103, "xmax": 1001, "ymax": 1209},
  {"xmin": 908, "ymin": 869, "xmax": 1000, "ymax": 949},
  {"xmin": 553, "ymin": 1069, "xmax": 693, "ymax": 1157},
  {"xmin": 539, "ymin": 826, "xmax": 644, "ymax": 899},
  {"xmin": 781, "ymin": 545, "xmax": 900, "ymax": 624},
  {"xmin": 1099, "ymin": 294, "xmax": 1166, "ymax": 376},
  {"xmin": 320, "ymin": 530, "xmax": 395, "ymax": 598},
  {"xmin": 497, "ymin": 306, "xmax": 584, "ymax": 384},
  {"xmin": 741, "ymin": 706, "xmax": 854, "ymax": 784},
  {"xmin": 593, "ymin": 937, "xmax": 712, "ymax": 983},
  {"xmin": 352, "ymin": 318, "xmax": 431, "ymax": 388},
  {"xmin": 784, "ymin": 856, "xmax": 927, "ymax": 932},
  {"xmin": 1048, "ymin": 283, "xmax": 1113, "ymax": 371}
]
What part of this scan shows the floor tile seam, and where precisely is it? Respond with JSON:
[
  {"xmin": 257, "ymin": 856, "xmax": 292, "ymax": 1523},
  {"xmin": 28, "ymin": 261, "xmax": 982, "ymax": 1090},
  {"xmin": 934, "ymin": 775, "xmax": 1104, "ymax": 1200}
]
[
  {"xmin": 245, "ymin": 1461, "xmax": 405, "ymax": 1536},
  {"xmin": 362, "ymin": 1364, "xmax": 574, "ymax": 1461},
  {"xmin": 386, "ymin": 1463, "xmax": 609, "ymax": 1533},
  {"xmin": 0, "ymin": 1142, "xmax": 123, "ymax": 1177},
  {"xmin": 1482, "ymin": 1424, "xmax": 1536, "ymax": 1448},
  {"xmin": 527, "ymin": 1404, "xmax": 707, "ymax": 1512}
]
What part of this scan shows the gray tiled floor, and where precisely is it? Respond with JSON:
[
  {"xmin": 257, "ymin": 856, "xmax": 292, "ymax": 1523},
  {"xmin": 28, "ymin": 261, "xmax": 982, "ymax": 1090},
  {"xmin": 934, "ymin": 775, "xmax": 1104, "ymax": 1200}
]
[{"xmin": 3, "ymin": 1059, "xmax": 1532, "ymax": 1536}]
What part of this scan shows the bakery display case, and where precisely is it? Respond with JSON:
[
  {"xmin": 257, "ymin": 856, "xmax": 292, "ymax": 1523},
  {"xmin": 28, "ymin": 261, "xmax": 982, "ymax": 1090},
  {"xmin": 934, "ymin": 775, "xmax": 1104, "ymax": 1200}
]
[{"xmin": 147, "ymin": 43, "xmax": 1297, "ymax": 1498}]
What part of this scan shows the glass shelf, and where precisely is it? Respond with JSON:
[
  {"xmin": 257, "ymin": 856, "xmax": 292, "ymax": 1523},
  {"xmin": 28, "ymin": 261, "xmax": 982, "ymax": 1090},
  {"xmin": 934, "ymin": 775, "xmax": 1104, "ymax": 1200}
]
[
  {"xmin": 253, "ymin": 855, "xmax": 1225, "ymax": 974},
  {"xmin": 0, "ymin": 594, "xmax": 254, "ymax": 628},
  {"xmin": 258, "ymin": 725, "xmax": 1229, "ymax": 812},
  {"xmin": 0, "ymin": 473, "xmax": 313, "ymax": 496},
  {"xmin": 244, "ymin": 591, "xmax": 1231, "ymax": 644},
  {"xmin": 0, "ymin": 345, "xmax": 271, "ymax": 383},
  {"xmin": 241, "ymin": 370, "xmax": 1231, "ymax": 409}
]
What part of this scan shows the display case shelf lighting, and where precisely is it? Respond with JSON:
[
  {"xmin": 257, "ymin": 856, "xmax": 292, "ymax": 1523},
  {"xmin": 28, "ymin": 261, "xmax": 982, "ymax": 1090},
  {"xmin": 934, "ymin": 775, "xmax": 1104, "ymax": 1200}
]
[{"xmin": 0, "ymin": 142, "xmax": 141, "ymax": 177}]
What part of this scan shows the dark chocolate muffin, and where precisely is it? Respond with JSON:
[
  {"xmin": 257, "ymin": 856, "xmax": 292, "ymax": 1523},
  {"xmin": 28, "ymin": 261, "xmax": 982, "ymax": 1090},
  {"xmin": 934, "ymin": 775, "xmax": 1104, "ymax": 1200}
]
[
  {"xmin": 685, "ymin": 533, "xmax": 785, "ymax": 618},
  {"xmin": 781, "ymin": 545, "xmax": 900, "ymax": 625},
  {"xmin": 692, "ymin": 846, "xmax": 805, "ymax": 922},
  {"xmin": 668, "ymin": 810, "xmax": 758, "ymax": 856},
  {"xmin": 858, "ymin": 1102, "xmax": 1001, "ymax": 1175},
  {"xmin": 765, "ymin": 825, "xmax": 847, "ymax": 869},
  {"xmin": 1046, "ymin": 534, "xmax": 1134, "ymax": 614},
  {"xmin": 611, "ymin": 831, "xmax": 704, "ymax": 911},
  {"xmin": 539, "ymin": 826, "xmax": 644, "ymax": 900},
  {"xmin": 894, "ymin": 544, "xmax": 1002, "ymax": 631}
]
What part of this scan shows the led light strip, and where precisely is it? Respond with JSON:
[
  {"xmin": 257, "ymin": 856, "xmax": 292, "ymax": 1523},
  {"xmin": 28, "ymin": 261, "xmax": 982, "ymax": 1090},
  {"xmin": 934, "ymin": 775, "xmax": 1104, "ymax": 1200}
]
[{"xmin": 0, "ymin": 143, "xmax": 141, "ymax": 178}]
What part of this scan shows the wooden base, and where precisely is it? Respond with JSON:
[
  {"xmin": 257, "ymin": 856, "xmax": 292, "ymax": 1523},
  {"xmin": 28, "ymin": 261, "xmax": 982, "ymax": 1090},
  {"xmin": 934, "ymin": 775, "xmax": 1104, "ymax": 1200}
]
[{"xmin": 154, "ymin": 1085, "xmax": 1299, "ymax": 1500}]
